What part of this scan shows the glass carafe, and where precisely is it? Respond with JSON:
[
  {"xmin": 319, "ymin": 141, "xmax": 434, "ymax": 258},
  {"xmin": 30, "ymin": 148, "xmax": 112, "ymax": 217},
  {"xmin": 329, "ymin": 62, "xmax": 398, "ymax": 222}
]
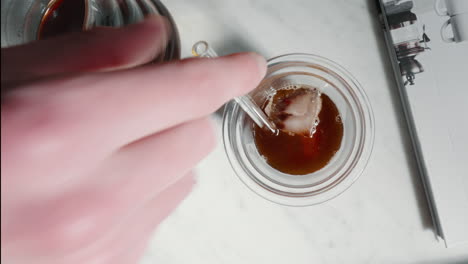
[{"xmin": 1, "ymin": 0, "xmax": 180, "ymax": 61}]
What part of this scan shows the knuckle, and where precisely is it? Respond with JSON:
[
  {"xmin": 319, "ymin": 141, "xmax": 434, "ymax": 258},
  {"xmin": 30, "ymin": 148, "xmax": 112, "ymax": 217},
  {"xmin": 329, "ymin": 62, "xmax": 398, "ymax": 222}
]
[
  {"xmin": 6, "ymin": 191, "xmax": 118, "ymax": 255},
  {"xmin": 21, "ymin": 106, "xmax": 69, "ymax": 156},
  {"xmin": 43, "ymin": 193, "xmax": 116, "ymax": 253},
  {"xmin": 2, "ymin": 95, "xmax": 69, "ymax": 156}
]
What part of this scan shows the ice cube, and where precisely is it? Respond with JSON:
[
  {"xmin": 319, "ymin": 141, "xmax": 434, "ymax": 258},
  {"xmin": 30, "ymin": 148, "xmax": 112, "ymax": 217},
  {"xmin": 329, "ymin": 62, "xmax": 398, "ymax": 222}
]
[{"xmin": 265, "ymin": 87, "xmax": 322, "ymax": 137}]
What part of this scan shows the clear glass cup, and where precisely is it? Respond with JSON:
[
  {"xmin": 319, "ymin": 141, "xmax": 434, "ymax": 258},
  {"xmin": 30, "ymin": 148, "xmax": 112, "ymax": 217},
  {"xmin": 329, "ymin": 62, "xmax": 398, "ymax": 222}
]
[
  {"xmin": 1, "ymin": 0, "xmax": 180, "ymax": 61},
  {"xmin": 223, "ymin": 54, "xmax": 375, "ymax": 206}
]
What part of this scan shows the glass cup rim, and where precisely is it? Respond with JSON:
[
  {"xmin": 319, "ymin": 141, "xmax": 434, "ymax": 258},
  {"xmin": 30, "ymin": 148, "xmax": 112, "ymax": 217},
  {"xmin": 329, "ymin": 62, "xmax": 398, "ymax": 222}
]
[{"xmin": 222, "ymin": 53, "xmax": 375, "ymax": 206}]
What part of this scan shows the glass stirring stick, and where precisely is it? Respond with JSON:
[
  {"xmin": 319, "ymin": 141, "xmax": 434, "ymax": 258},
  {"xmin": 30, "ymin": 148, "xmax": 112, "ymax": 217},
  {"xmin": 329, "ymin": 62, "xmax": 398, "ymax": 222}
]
[{"xmin": 192, "ymin": 41, "xmax": 278, "ymax": 134}]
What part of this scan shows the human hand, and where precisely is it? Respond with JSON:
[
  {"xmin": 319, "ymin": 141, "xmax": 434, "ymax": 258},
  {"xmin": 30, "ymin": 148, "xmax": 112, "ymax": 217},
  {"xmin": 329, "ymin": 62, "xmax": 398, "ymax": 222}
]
[{"xmin": 1, "ymin": 16, "xmax": 266, "ymax": 264}]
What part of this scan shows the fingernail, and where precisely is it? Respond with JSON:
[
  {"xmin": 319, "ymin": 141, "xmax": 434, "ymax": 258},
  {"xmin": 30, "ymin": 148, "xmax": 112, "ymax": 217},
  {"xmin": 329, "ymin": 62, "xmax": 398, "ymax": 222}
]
[
  {"xmin": 247, "ymin": 52, "xmax": 268, "ymax": 79},
  {"xmin": 136, "ymin": 15, "xmax": 172, "ymax": 54},
  {"xmin": 136, "ymin": 15, "xmax": 171, "ymax": 38}
]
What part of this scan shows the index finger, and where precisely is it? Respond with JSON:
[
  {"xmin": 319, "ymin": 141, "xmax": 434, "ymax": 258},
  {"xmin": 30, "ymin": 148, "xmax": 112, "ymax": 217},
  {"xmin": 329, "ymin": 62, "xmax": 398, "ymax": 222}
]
[{"xmin": 3, "ymin": 52, "xmax": 267, "ymax": 151}]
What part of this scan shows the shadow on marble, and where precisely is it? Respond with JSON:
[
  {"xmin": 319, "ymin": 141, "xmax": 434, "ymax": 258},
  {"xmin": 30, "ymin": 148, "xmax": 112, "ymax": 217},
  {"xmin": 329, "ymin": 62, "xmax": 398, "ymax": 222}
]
[{"xmin": 365, "ymin": 0, "xmax": 433, "ymax": 230}]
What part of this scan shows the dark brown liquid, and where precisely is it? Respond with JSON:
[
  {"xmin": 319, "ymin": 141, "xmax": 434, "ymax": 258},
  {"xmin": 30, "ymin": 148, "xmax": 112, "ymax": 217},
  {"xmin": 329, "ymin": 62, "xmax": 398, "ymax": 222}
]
[
  {"xmin": 38, "ymin": 0, "xmax": 85, "ymax": 39},
  {"xmin": 254, "ymin": 91, "xmax": 343, "ymax": 175}
]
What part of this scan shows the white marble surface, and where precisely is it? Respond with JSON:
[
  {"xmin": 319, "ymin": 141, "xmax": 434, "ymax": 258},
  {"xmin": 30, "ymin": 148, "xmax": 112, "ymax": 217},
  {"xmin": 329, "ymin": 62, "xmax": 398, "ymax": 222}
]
[{"xmin": 141, "ymin": 0, "xmax": 468, "ymax": 263}]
